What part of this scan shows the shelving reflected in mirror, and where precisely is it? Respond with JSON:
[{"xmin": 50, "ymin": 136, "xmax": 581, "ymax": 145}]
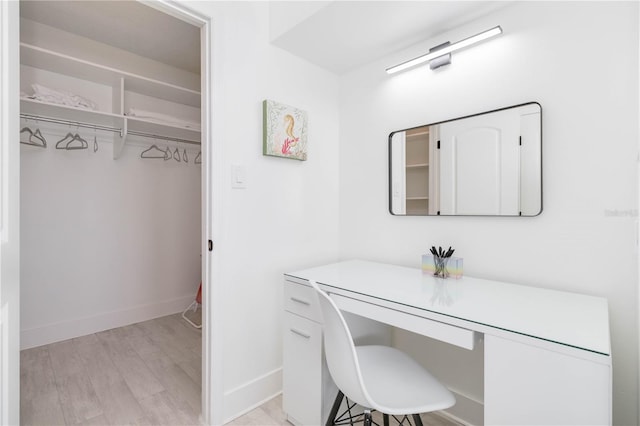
[{"xmin": 389, "ymin": 102, "xmax": 542, "ymax": 216}]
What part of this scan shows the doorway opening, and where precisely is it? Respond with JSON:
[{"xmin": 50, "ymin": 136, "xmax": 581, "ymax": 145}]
[{"xmin": 17, "ymin": 1, "xmax": 214, "ymax": 424}]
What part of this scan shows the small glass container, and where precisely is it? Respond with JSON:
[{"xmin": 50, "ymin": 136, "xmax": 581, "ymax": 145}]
[{"xmin": 422, "ymin": 255, "xmax": 463, "ymax": 279}]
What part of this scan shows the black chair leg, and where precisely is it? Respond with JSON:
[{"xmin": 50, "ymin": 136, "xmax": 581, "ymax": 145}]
[
  {"xmin": 325, "ymin": 390, "xmax": 344, "ymax": 426},
  {"xmin": 364, "ymin": 410, "xmax": 372, "ymax": 426},
  {"xmin": 412, "ymin": 414, "xmax": 424, "ymax": 426},
  {"xmin": 383, "ymin": 413, "xmax": 390, "ymax": 426}
]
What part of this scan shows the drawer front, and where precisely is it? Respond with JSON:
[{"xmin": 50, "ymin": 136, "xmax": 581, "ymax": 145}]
[
  {"xmin": 283, "ymin": 312, "xmax": 322, "ymax": 425},
  {"xmin": 331, "ymin": 292, "xmax": 476, "ymax": 350},
  {"xmin": 284, "ymin": 279, "xmax": 322, "ymax": 322}
]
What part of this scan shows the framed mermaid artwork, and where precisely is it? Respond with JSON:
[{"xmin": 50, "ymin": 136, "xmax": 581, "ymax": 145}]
[{"xmin": 263, "ymin": 99, "xmax": 308, "ymax": 161}]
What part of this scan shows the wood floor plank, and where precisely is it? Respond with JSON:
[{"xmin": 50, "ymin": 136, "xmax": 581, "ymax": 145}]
[
  {"xmin": 20, "ymin": 346, "xmax": 65, "ymax": 425},
  {"xmin": 159, "ymin": 317, "xmax": 201, "ymax": 356},
  {"xmin": 77, "ymin": 414, "xmax": 108, "ymax": 426},
  {"xmin": 136, "ymin": 318, "xmax": 200, "ymax": 365},
  {"xmin": 119, "ymin": 323, "xmax": 149, "ymax": 339},
  {"xmin": 162, "ymin": 313, "xmax": 202, "ymax": 343},
  {"xmin": 47, "ymin": 340, "xmax": 104, "ymax": 424},
  {"xmin": 421, "ymin": 412, "xmax": 464, "ymax": 425},
  {"xmin": 178, "ymin": 356, "xmax": 202, "ymax": 387},
  {"xmin": 79, "ymin": 414, "xmax": 155, "ymax": 426},
  {"xmin": 97, "ymin": 328, "xmax": 165, "ymax": 400},
  {"xmin": 21, "ymin": 346, "xmax": 58, "ymax": 394},
  {"xmin": 260, "ymin": 394, "xmax": 287, "ymax": 424},
  {"xmin": 138, "ymin": 390, "xmax": 200, "ymax": 426},
  {"xmin": 137, "ymin": 351, "xmax": 202, "ymax": 414},
  {"xmin": 124, "ymin": 326, "xmax": 164, "ymax": 360},
  {"xmin": 73, "ymin": 334, "xmax": 147, "ymax": 425},
  {"xmin": 227, "ymin": 406, "xmax": 283, "ymax": 426},
  {"xmin": 22, "ymin": 314, "xmax": 203, "ymax": 426},
  {"xmin": 20, "ymin": 346, "xmax": 66, "ymax": 426}
]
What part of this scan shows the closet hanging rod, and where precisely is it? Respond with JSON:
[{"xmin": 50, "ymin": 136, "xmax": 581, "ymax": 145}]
[
  {"xmin": 20, "ymin": 113, "xmax": 121, "ymax": 134},
  {"xmin": 19, "ymin": 113, "xmax": 201, "ymax": 145},
  {"xmin": 127, "ymin": 131, "xmax": 200, "ymax": 146}
]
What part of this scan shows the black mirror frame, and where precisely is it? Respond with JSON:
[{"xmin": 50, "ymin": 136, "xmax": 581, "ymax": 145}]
[{"xmin": 388, "ymin": 101, "xmax": 543, "ymax": 217}]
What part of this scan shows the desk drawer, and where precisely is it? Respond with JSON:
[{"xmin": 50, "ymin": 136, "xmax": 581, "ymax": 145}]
[
  {"xmin": 284, "ymin": 280, "xmax": 322, "ymax": 322},
  {"xmin": 331, "ymin": 293, "xmax": 476, "ymax": 350}
]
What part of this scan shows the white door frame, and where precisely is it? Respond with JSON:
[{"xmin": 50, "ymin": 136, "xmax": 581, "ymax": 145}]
[
  {"xmin": 0, "ymin": 0, "xmax": 224, "ymax": 424},
  {"xmin": 0, "ymin": 1, "xmax": 20, "ymax": 424},
  {"xmin": 142, "ymin": 2, "xmax": 223, "ymax": 425}
]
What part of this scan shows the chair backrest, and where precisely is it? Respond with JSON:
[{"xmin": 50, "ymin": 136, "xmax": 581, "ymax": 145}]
[{"xmin": 309, "ymin": 281, "xmax": 372, "ymax": 408}]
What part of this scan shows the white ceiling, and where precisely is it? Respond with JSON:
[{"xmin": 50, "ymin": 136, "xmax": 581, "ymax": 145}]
[
  {"xmin": 20, "ymin": 1, "xmax": 201, "ymax": 74},
  {"xmin": 19, "ymin": 1, "xmax": 510, "ymax": 76},
  {"xmin": 270, "ymin": 1, "xmax": 512, "ymax": 75}
]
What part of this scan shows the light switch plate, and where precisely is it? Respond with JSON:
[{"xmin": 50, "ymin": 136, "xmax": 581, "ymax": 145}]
[{"xmin": 232, "ymin": 164, "xmax": 247, "ymax": 189}]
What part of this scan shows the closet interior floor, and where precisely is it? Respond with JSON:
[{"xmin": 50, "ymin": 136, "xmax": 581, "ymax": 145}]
[{"xmin": 21, "ymin": 312, "xmax": 202, "ymax": 426}]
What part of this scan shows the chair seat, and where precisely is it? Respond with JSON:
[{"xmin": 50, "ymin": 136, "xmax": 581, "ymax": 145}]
[{"xmin": 356, "ymin": 345, "xmax": 456, "ymax": 415}]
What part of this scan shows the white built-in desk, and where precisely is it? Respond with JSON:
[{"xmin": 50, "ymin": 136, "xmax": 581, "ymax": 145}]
[{"xmin": 283, "ymin": 260, "xmax": 611, "ymax": 426}]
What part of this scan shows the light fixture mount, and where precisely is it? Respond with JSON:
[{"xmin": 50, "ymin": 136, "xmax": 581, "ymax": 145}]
[
  {"xmin": 386, "ymin": 26, "xmax": 502, "ymax": 75},
  {"xmin": 428, "ymin": 42, "xmax": 451, "ymax": 70}
]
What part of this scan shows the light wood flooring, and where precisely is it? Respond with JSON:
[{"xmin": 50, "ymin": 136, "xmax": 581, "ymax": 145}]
[
  {"xmin": 21, "ymin": 313, "xmax": 202, "ymax": 426},
  {"xmin": 229, "ymin": 394, "xmax": 460, "ymax": 426},
  {"xmin": 22, "ymin": 313, "xmax": 459, "ymax": 426}
]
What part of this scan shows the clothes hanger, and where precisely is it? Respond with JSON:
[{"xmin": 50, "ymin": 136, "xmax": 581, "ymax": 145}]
[
  {"xmin": 20, "ymin": 126, "xmax": 47, "ymax": 148},
  {"xmin": 55, "ymin": 131, "xmax": 76, "ymax": 150},
  {"xmin": 55, "ymin": 124, "xmax": 87, "ymax": 150},
  {"xmin": 173, "ymin": 147, "xmax": 181, "ymax": 162},
  {"xmin": 65, "ymin": 130, "xmax": 88, "ymax": 150},
  {"xmin": 141, "ymin": 144, "xmax": 169, "ymax": 159},
  {"xmin": 33, "ymin": 128, "xmax": 47, "ymax": 147},
  {"xmin": 93, "ymin": 128, "xmax": 98, "ymax": 153},
  {"xmin": 183, "ymin": 149, "xmax": 188, "ymax": 163},
  {"xmin": 194, "ymin": 151, "xmax": 202, "ymax": 164}
]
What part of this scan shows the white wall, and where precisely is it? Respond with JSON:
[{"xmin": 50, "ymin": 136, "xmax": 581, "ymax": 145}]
[
  {"xmin": 20, "ymin": 128, "xmax": 202, "ymax": 349},
  {"xmin": 338, "ymin": 2, "xmax": 638, "ymax": 425},
  {"xmin": 185, "ymin": 2, "xmax": 341, "ymax": 422}
]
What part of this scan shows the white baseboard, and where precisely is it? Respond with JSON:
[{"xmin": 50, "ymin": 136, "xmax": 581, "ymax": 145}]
[
  {"xmin": 439, "ymin": 389, "xmax": 484, "ymax": 426},
  {"xmin": 20, "ymin": 294, "xmax": 195, "ymax": 350},
  {"xmin": 223, "ymin": 368, "xmax": 283, "ymax": 424}
]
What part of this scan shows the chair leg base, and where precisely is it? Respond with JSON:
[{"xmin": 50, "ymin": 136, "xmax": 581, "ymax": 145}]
[
  {"xmin": 326, "ymin": 391, "xmax": 344, "ymax": 426},
  {"xmin": 412, "ymin": 414, "xmax": 423, "ymax": 426},
  {"xmin": 364, "ymin": 410, "xmax": 372, "ymax": 426},
  {"xmin": 325, "ymin": 390, "xmax": 426, "ymax": 426}
]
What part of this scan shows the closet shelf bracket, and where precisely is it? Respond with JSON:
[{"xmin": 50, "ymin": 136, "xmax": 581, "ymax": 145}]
[{"xmin": 113, "ymin": 118, "xmax": 127, "ymax": 160}]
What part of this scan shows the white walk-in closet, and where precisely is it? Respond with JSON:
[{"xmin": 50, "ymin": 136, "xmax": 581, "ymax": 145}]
[{"xmin": 19, "ymin": 2, "xmax": 204, "ymax": 424}]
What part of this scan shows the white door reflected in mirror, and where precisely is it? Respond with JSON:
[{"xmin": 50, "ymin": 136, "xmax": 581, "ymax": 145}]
[{"xmin": 389, "ymin": 102, "xmax": 542, "ymax": 216}]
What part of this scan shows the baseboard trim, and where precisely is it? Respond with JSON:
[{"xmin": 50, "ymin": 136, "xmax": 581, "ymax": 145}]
[
  {"xmin": 20, "ymin": 294, "xmax": 195, "ymax": 349},
  {"xmin": 439, "ymin": 389, "xmax": 483, "ymax": 426},
  {"xmin": 223, "ymin": 368, "xmax": 283, "ymax": 424}
]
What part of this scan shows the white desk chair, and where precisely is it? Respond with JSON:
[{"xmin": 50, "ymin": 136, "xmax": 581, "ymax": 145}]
[{"xmin": 309, "ymin": 280, "xmax": 455, "ymax": 426}]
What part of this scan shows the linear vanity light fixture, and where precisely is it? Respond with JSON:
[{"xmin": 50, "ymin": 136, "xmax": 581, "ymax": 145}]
[{"xmin": 386, "ymin": 26, "xmax": 503, "ymax": 74}]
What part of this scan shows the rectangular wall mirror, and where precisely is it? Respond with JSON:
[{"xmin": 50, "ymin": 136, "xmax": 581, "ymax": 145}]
[{"xmin": 389, "ymin": 102, "xmax": 542, "ymax": 216}]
